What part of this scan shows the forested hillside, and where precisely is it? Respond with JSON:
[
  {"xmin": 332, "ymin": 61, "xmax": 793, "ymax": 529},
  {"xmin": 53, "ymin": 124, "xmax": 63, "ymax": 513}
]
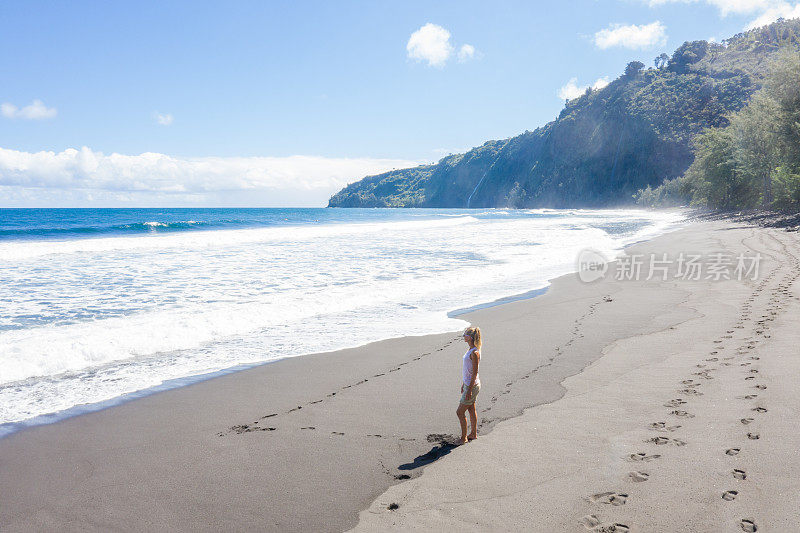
[
  {"xmin": 329, "ymin": 19, "xmax": 800, "ymax": 208},
  {"xmin": 635, "ymin": 49, "xmax": 800, "ymax": 211}
]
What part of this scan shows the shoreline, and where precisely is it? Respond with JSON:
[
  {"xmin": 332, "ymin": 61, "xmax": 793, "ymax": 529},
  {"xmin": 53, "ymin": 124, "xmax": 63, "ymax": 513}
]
[
  {"xmin": 0, "ymin": 284, "xmax": 542, "ymax": 442},
  {"xmin": 0, "ymin": 213, "xmax": 683, "ymax": 441},
  {"xmin": 0, "ymin": 219, "xmax": 705, "ymax": 532},
  {"xmin": 0, "ymin": 284, "xmax": 550, "ymax": 441}
]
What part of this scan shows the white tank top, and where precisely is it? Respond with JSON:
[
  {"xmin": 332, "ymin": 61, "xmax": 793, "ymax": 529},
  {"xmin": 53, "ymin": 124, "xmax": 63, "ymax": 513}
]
[{"xmin": 463, "ymin": 347, "xmax": 480, "ymax": 386}]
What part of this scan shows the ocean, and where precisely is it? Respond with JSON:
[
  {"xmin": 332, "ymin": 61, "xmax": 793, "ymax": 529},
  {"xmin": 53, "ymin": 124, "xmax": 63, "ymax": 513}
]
[{"xmin": 0, "ymin": 207, "xmax": 683, "ymax": 432}]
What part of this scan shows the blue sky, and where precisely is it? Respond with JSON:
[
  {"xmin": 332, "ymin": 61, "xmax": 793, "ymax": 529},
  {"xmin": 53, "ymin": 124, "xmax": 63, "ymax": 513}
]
[{"xmin": 1, "ymin": 0, "xmax": 798, "ymax": 206}]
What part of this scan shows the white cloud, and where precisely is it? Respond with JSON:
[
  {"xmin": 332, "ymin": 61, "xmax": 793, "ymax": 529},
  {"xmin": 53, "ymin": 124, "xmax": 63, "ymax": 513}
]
[
  {"xmin": 594, "ymin": 21, "xmax": 668, "ymax": 49},
  {"xmin": 458, "ymin": 44, "xmax": 476, "ymax": 62},
  {"xmin": 707, "ymin": 0, "xmax": 772, "ymax": 14},
  {"xmin": 745, "ymin": 2, "xmax": 800, "ymax": 28},
  {"xmin": 593, "ymin": 76, "xmax": 611, "ymax": 90},
  {"xmin": 557, "ymin": 76, "xmax": 611, "ymax": 101},
  {"xmin": 407, "ymin": 23, "xmax": 453, "ymax": 67},
  {"xmin": 1, "ymin": 99, "xmax": 57, "ymax": 120},
  {"xmin": 0, "ymin": 146, "xmax": 420, "ymax": 207},
  {"xmin": 406, "ymin": 23, "xmax": 476, "ymax": 67},
  {"xmin": 155, "ymin": 112, "xmax": 174, "ymax": 126},
  {"xmin": 558, "ymin": 79, "xmax": 585, "ymax": 100},
  {"xmin": 642, "ymin": 0, "xmax": 800, "ymax": 29}
]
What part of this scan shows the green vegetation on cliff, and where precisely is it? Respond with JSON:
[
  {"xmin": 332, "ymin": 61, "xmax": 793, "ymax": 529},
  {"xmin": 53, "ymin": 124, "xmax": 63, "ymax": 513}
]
[
  {"xmin": 636, "ymin": 48, "xmax": 800, "ymax": 211},
  {"xmin": 329, "ymin": 19, "xmax": 800, "ymax": 208}
]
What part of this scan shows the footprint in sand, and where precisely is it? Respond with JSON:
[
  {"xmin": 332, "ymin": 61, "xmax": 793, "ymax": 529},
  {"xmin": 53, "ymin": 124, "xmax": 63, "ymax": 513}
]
[
  {"xmin": 740, "ymin": 519, "xmax": 758, "ymax": 532},
  {"xmin": 646, "ymin": 436, "xmax": 686, "ymax": 446},
  {"xmin": 726, "ymin": 448, "xmax": 741, "ymax": 456},
  {"xmin": 747, "ymin": 433, "xmax": 760, "ymax": 440},
  {"xmin": 664, "ymin": 399, "xmax": 687, "ymax": 407},
  {"xmin": 628, "ymin": 452, "xmax": 661, "ymax": 462},
  {"xmin": 723, "ymin": 490, "xmax": 738, "ymax": 501},
  {"xmin": 670, "ymin": 410, "xmax": 695, "ymax": 418},
  {"xmin": 754, "ymin": 384, "xmax": 767, "ymax": 390},
  {"xmin": 227, "ymin": 424, "xmax": 277, "ymax": 435},
  {"xmin": 581, "ymin": 514, "xmax": 600, "ymax": 529},
  {"xmin": 426, "ymin": 433, "xmax": 458, "ymax": 445},
  {"xmin": 741, "ymin": 418, "xmax": 754, "ymax": 425},
  {"xmin": 589, "ymin": 492, "xmax": 628, "ymax": 506},
  {"xmin": 752, "ymin": 407, "xmax": 767, "ymax": 413},
  {"xmin": 580, "ymin": 515, "xmax": 601, "ymax": 529},
  {"xmin": 738, "ymin": 395, "xmax": 758, "ymax": 400},
  {"xmin": 331, "ymin": 431, "xmax": 344, "ymax": 436},
  {"xmin": 580, "ymin": 515, "xmax": 629, "ymax": 532},
  {"xmin": 733, "ymin": 469, "xmax": 747, "ymax": 480},
  {"xmin": 627, "ymin": 471, "xmax": 649, "ymax": 482},
  {"xmin": 649, "ymin": 422, "xmax": 681, "ymax": 432}
]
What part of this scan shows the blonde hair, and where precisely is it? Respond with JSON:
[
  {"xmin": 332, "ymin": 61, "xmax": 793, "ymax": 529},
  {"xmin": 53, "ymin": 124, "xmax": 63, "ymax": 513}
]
[{"xmin": 464, "ymin": 326, "xmax": 482, "ymax": 348}]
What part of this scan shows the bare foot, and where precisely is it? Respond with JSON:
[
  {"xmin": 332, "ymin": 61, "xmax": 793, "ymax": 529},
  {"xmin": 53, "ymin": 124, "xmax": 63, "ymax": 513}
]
[
  {"xmin": 459, "ymin": 438, "xmax": 469, "ymax": 445},
  {"xmin": 467, "ymin": 435, "xmax": 477, "ymax": 441}
]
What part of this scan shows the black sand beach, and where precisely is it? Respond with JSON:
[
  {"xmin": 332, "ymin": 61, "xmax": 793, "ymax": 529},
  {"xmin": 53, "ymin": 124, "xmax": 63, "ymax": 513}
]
[{"xmin": 5, "ymin": 220, "xmax": 798, "ymax": 532}]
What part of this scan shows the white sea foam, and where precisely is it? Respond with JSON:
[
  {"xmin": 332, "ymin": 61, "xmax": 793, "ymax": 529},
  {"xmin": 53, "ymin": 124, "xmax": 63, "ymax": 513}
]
[{"xmin": 0, "ymin": 209, "xmax": 684, "ymax": 425}]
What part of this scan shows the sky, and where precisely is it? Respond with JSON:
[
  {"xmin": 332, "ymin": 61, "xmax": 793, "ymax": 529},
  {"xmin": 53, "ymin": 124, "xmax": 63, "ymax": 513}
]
[{"xmin": 1, "ymin": 0, "xmax": 799, "ymax": 207}]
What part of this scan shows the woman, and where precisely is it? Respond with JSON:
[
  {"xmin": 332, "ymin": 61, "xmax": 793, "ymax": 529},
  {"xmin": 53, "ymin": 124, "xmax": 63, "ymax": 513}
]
[{"xmin": 457, "ymin": 326, "xmax": 481, "ymax": 444}]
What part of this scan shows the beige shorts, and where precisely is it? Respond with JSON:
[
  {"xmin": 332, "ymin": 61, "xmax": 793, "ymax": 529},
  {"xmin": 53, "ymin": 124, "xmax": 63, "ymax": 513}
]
[{"xmin": 460, "ymin": 382, "xmax": 480, "ymax": 405}]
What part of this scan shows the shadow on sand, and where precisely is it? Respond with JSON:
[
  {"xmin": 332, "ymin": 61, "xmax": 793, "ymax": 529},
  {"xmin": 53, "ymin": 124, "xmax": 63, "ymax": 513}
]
[{"xmin": 398, "ymin": 434, "xmax": 461, "ymax": 471}]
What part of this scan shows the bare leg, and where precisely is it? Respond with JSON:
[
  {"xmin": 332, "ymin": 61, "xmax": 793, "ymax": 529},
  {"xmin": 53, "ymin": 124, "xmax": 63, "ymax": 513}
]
[
  {"xmin": 467, "ymin": 404, "xmax": 477, "ymax": 440},
  {"xmin": 456, "ymin": 404, "xmax": 468, "ymax": 443}
]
